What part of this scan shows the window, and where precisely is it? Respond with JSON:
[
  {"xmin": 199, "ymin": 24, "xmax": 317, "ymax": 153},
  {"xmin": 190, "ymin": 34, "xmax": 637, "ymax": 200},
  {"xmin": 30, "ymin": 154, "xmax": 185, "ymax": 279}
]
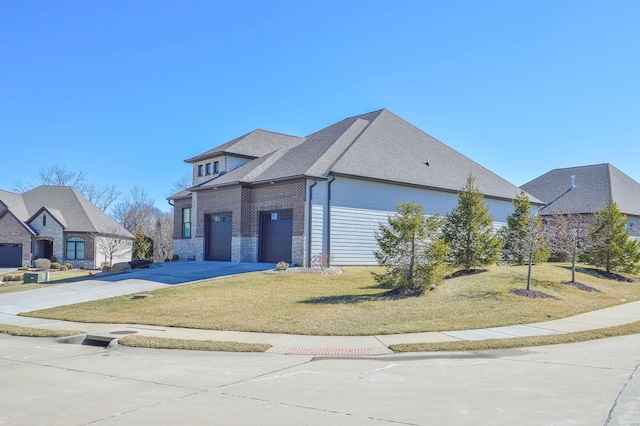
[
  {"xmin": 43, "ymin": 214, "xmax": 47, "ymax": 226},
  {"xmin": 67, "ymin": 237, "xmax": 85, "ymax": 260},
  {"xmin": 211, "ymin": 213, "xmax": 231, "ymax": 222},
  {"xmin": 205, "ymin": 163, "xmax": 212, "ymax": 175},
  {"xmin": 182, "ymin": 208, "xmax": 192, "ymax": 238},
  {"xmin": 197, "ymin": 165, "xmax": 204, "ymax": 176},
  {"xmin": 213, "ymin": 161, "xmax": 220, "ymax": 173}
]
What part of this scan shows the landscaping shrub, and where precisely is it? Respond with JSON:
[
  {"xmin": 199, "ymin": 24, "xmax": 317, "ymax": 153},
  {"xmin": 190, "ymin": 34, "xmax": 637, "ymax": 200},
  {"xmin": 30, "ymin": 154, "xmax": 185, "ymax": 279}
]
[
  {"xmin": 111, "ymin": 262, "xmax": 131, "ymax": 273},
  {"xmin": 172, "ymin": 254, "xmax": 180, "ymax": 261},
  {"xmin": 80, "ymin": 265, "xmax": 88, "ymax": 270},
  {"xmin": 65, "ymin": 263, "xmax": 73, "ymax": 270},
  {"xmin": 102, "ymin": 265, "xmax": 111, "ymax": 273},
  {"xmin": 51, "ymin": 262, "xmax": 61, "ymax": 270},
  {"xmin": 60, "ymin": 265, "xmax": 68, "ymax": 271},
  {"xmin": 2, "ymin": 273, "xmax": 23, "ymax": 282},
  {"xmin": 34, "ymin": 258, "xmax": 51, "ymax": 271},
  {"xmin": 276, "ymin": 261, "xmax": 289, "ymax": 271},
  {"xmin": 18, "ymin": 266, "xmax": 29, "ymax": 271}
]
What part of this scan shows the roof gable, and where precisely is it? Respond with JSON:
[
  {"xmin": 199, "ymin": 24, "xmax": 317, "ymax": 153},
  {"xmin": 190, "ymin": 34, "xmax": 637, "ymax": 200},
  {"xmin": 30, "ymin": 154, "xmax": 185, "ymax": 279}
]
[
  {"xmin": 184, "ymin": 129, "xmax": 305, "ymax": 163},
  {"xmin": 521, "ymin": 164, "xmax": 640, "ymax": 215},
  {"xmin": 19, "ymin": 186, "xmax": 133, "ymax": 238},
  {"xmin": 187, "ymin": 109, "xmax": 540, "ymax": 203}
]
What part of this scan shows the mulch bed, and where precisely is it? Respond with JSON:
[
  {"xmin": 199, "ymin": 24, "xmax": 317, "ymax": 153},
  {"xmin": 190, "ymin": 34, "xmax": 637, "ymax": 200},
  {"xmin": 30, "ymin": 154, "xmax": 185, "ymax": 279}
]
[
  {"xmin": 510, "ymin": 289, "xmax": 555, "ymax": 299},
  {"xmin": 583, "ymin": 268, "xmax": 634, "ymax": 283},
  {"xmin": 446, "ymin": 269, "xmax": 488, "ymax": 279},
  {"xmin": 562, "ymin": 281, "xmax": 601, "ymax": 293}
]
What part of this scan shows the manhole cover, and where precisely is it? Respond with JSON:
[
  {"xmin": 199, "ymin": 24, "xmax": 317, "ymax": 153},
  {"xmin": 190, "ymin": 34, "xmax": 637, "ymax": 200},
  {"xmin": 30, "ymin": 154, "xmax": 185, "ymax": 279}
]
[{"xmin": 109, "ymin": 331, "xmax": 139, "ymax": 335}]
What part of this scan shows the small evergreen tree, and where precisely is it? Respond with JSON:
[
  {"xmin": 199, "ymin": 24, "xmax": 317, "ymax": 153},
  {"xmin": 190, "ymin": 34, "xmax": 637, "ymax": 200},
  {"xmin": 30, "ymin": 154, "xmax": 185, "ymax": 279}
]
[
  {"xmin": 133, "ymin": 228, "xmax": 152, "ymax": 260},
  {"xmin": 500, "ymin": 192, "xmax": 549, "ymax": 265},
  {"xmin": 373, "ymin": 202, "xmax": 449, "ymax": 296},
  {"xmin": 443, "ymin": 174, "xmax": 502, "ymax": 272},
  {"xmin": 584, "ymin": 202, "xmax": 640, "ymax": 274}
]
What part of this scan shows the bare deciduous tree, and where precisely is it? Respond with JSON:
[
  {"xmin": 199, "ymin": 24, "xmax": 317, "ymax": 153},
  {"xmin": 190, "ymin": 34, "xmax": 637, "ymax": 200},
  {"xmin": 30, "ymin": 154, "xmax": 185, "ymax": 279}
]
[
  {"xmin": 12, "ymin": 164, "xmax": 121, "ymax": 212},
  {"xmin": 96, "ymin": 227, "xmax": 132, "ymax": 267},
  {"xmin": 502, "ymin": 215, "xmax": 549, "ymax": 291},
  {"xmin": 544, "ymin": 213, "xmax": 595, "ymax": 283},
  {"xmin": 169, "ymin": 172, "xmax": 192, "ymax": 195},
  {"xmin": 149, "ymin": 212, "xmax": 173, "ymax": 262}
]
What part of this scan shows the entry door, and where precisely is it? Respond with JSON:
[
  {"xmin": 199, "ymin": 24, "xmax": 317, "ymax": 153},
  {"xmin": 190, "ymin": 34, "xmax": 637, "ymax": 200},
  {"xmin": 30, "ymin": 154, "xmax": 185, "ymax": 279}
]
[
  {"xmin": 206, "ymin": 213, "xmax": 232, "ymax": 261},
  {"xmin": 260, "ymin": 210, "xmax": 293, "ymax": 263}
]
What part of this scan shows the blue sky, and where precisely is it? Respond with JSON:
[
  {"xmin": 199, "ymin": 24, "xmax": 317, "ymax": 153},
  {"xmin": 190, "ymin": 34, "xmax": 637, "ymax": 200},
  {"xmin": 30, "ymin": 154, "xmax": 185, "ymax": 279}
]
[{"xmin": 2, "ymin": 1, "xmax": 639, "ymax": 213}]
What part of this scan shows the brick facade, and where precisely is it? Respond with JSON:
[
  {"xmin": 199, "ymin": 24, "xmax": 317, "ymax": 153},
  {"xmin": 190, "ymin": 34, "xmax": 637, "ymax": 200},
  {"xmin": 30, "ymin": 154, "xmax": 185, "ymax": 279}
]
[
  {"xmin": 173, "ymin": 178, "xmax": 308, "ymax": 265},
  {"xmin": 0, "ymin": 210, "xmax": 33, "ymax": 266}
]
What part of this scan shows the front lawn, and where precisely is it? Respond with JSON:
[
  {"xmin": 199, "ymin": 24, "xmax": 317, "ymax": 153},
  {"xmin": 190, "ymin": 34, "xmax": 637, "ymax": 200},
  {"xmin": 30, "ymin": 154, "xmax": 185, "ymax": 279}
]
[
  {"xmin": 0, "ymin": 270, "xmax": 97, "ymax": 294},
  {"xmin": 22, "ymin": 263, "xmax": 640, "ymax": 336}
]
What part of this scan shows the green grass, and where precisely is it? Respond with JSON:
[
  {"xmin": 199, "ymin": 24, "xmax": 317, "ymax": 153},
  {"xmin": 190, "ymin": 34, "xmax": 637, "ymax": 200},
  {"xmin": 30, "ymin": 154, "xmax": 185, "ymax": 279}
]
[
  {"xmin": 0, "ymin": 270, "xmax": 98, "ymax": 294},
  {"xmin": 0, "ymin": 324, "xmax": 84, "ymax": 338},
  {"xmin": 118, "ymin": 335, "xmax": 272, "ymax": 352},
  {"xmin": 21, "ymin": 263, "xmax": 640, "ymax": 336},
  {"xmin": 390, "ymin": 321, "xmax": 640, "ymax": 352}
]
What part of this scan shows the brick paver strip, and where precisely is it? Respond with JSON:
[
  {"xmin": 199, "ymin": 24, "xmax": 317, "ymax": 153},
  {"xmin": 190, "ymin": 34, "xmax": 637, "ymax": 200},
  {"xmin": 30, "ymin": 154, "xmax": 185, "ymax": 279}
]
[{"xmin": 285, "ymin": 347, "xmax": 371, "ymax": 355}]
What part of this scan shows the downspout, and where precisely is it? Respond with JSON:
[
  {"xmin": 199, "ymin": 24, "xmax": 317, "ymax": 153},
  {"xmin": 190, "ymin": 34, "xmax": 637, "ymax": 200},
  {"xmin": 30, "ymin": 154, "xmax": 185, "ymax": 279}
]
[
  {"xmin": 168, "ymin": 199, "xmax": 175, "ymax": 207},
  {"xmin": 327, "ymin": 173, "xmax": 337, "ymax": 266},
  {"xmin": 307, "ymin": 179, "xmax": 318, "ymax": 267}
]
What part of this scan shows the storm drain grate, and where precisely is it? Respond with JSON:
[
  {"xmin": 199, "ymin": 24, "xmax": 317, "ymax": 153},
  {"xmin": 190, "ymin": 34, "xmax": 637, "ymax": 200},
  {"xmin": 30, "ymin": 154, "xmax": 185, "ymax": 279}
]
[{"xmin": 285, "ymin": 347, "xmax": 371, "ymax": 356}]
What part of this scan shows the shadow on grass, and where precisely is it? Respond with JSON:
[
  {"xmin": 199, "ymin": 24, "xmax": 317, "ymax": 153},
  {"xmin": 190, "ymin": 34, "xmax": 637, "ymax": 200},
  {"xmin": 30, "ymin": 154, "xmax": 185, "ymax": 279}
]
[
  {"xmin": 559, "ymin": 265, "xmax": 634, "ymax": 282},
  {"xmin": 299, "ymin": 289, "xmax": 410, "ymax": 305},
  {"xmin": 458, "ymin": 290, "xmax": 504, "ymax": 300}
]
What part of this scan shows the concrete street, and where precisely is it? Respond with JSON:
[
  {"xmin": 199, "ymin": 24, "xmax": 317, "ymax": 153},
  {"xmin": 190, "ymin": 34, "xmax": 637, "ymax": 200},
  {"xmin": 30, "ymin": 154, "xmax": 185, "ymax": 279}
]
[
  {"xmin": 2, "ymin": 261, "xmax": 640, "ymax": 424},
  {"xmin": 1, "ymin": 332, "xmax": 639, "ymax": 425}
]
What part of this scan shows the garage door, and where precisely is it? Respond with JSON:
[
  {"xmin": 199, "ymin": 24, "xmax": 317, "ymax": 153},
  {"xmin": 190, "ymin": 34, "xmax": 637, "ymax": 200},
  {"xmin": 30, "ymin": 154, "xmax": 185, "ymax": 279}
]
[
  {"xmin": 260, "ymin": 210, "xmax": 293, "ymax": 263},
  {"xmin": 0, "ymin": 243, "xmax": 22, "ymax": 267},
  {"xmin": 206, "ymin": 213, "xmax": 232, "ymax": 261}
]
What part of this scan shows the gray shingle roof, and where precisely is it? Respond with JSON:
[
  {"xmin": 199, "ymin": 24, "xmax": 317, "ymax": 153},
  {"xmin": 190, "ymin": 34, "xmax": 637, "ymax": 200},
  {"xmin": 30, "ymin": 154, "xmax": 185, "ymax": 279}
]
[
  {"xmin": 0, "ymin": 186, "xmax": 132, "ymax": 238},
  {"xmin": 184, "ymin": 129, "xmax": 305, "ymax": 163},
  {"xmin": 520, "ymin": 164, "xmax": 640, "ymax": 216},
  {"xmin": 187, "ymin": 109, "xmax": 540, "ymax": 202}
]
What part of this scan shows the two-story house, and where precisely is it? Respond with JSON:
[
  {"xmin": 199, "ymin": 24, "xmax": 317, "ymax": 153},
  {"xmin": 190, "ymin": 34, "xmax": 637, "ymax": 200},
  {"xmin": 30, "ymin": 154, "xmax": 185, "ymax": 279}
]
[{"xmin": 169, "ymin": 109, "xmax": 541, "ymax": 266}]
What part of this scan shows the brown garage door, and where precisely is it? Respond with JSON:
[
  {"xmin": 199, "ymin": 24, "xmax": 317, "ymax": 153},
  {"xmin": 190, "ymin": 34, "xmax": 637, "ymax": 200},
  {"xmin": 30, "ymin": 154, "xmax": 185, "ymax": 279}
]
[
  {"xmin": 260, "ymin": 210, "xmax": 293, "ymax": 264},
  {"xmin": 0, "ymin": 243, "xmax": 22, "ymax": 267}
]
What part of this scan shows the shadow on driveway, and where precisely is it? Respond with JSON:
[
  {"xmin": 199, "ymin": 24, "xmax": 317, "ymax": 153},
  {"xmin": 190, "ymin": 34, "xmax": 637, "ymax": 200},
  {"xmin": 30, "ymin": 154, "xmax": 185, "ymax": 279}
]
[{"xmin": 96, "ymin": 261, "xmax": 276, "ymax": 285}]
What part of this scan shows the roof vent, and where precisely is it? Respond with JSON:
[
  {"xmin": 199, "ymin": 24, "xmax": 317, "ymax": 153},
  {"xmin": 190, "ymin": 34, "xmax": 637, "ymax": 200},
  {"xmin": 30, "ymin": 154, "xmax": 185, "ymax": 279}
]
[{"xmin": 424, "ymin": 158, "xmax": 430, "ymax": 167}]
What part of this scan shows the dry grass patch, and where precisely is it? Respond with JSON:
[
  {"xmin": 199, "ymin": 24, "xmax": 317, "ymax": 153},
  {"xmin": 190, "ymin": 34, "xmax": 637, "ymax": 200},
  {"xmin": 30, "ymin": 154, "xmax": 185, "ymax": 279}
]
[
  {"xmin": 22, "ymin": 264, "xmax": 640, "ymax": 336},
  {"xmin": 0, "ymin": 324, "xmax": 84, "ymax": 338},
  {"xmin": 390, "ymin": 321, "xmax": 640, "ymax": 352},
  {"xmin": 118, "ymin": 335, "xmax": 271, "ymax": 352},
  {"xmin": 0, "ymin": 283, "xmax": 50, "ymax": 295}
]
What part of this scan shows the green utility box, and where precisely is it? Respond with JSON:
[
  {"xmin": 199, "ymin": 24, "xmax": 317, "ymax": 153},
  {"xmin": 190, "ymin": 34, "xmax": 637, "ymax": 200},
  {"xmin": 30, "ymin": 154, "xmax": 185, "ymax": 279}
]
[{"xmin": 23, "ymin": 272, "xmax": 50, "ymax": 283}]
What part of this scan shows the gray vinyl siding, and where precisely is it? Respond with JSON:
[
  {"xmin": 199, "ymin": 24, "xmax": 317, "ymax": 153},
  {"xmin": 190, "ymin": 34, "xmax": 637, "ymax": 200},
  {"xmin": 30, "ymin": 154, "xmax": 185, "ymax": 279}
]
[{"xmin": 321, "ymin": 177, "xmax": 514, "ymax": 266}]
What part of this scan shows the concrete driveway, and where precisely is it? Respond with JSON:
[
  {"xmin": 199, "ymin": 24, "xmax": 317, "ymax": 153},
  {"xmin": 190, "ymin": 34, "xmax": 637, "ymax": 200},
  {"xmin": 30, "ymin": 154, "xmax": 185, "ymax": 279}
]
[{"xmin": 0, "ymin": 261, "xmax": 273, "ymax": 324}]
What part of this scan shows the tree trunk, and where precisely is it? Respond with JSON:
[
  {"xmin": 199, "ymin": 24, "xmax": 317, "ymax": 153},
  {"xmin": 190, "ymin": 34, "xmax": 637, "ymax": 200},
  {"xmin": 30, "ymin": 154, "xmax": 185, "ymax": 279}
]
[{"xmin": 527, "ymin": 245, "xmax": 533, "ymax": 291}]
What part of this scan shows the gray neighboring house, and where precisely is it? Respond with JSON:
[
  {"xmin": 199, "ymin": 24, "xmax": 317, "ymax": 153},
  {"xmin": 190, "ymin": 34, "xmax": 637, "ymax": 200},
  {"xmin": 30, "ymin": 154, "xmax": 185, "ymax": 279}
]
[
  {"xmin": 521, "ymin": 163, "xmax": 640, "ymax": 240},
  {"xmin": 0, "ymin": 186, "xmax": 133, "ymax": 268},
  {"xmin": 170, "ymin": 109, "xmax": 541, "ymax": 266}
]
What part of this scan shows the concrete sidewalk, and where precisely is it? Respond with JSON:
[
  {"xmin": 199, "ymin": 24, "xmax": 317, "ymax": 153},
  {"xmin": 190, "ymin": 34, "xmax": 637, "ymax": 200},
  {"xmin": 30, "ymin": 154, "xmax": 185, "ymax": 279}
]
[{"xmin": 4, "ymin": 299, "xmax": 640, "ymax": 355}]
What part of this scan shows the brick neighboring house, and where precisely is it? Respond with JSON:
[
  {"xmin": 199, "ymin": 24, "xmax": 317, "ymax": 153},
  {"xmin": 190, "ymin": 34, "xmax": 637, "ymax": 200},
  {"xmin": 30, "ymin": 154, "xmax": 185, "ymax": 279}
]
[
  {"xmin": 521, "ymin": 163, "xmax": 640, "ymax": 240},
  {"xmin": 170, "ymin": 109, "xmax": 541, "ymax": 266},
  {"xmin": 0, "ymin": 186, "xmax": 133, "ymax": 268}
]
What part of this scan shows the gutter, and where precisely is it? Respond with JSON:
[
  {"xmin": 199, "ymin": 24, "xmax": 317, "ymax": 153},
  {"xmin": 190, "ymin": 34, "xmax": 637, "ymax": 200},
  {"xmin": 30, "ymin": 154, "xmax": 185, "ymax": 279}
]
[
  {"xmin": 307, "ymin": 179, "xmax": 318, "ymax": 267},
  {"xmin": 326, "ymin": 172, "xmax": 337, "ymax": 267}
]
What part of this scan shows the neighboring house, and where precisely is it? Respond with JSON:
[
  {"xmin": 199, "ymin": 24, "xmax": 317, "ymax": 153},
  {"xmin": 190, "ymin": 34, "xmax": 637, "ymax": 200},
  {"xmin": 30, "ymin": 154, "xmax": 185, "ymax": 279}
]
[
  {"xmin": 169, "ymin": 109, "xmax": 542, "ymax": 266},
  {"xmin": 521, "ymin": 163, "xmax": 640, "ymax": 240},
  {"xmin": 0, "ymin": 186, "xmax": 133, "ymax": 268}
]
